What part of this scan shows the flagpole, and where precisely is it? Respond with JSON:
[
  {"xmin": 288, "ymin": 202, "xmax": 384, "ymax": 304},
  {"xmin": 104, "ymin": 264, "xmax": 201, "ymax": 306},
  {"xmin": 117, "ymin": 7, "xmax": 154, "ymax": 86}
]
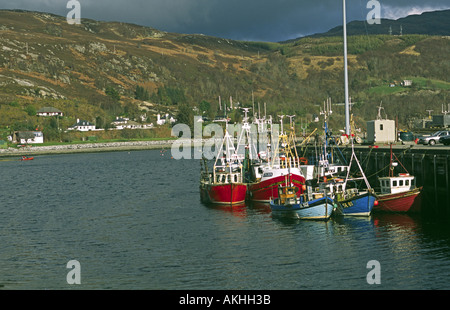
[{"xmin": 343, "ymin": 0, "xmax": 350, "ymax": 136}]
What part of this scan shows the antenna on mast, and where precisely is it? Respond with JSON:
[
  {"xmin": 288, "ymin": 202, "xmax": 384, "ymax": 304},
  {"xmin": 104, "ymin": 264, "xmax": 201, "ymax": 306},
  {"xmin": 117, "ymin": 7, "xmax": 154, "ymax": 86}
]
[
  {"xmin": 377, "ymin": 102, "xmax": 386, "ymax": 120},
  {"xmin": 278, "ymin": 115, "xmax": 285, "ymax": 135},
  {"xmin": 252, "ymin": 90, "xmax": 255, "ymax": 117},
  {"xmin": 241, "ymin": 108, "xmax": 251, "ymax": 122},
  {"xmin": 287, "ymin": 115, "xmax": 296, "ymax": 129}
]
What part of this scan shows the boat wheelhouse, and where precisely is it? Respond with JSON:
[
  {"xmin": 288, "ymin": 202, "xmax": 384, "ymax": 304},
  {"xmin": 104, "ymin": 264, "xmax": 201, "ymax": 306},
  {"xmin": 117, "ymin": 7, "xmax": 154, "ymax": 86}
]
[
  {"xmin": 373, "ymin": 145, "xmax": 422, "ymax": 213},
  {"xmin": 378, "ymin": 174, "xmax": 415, "ymax": 195}
]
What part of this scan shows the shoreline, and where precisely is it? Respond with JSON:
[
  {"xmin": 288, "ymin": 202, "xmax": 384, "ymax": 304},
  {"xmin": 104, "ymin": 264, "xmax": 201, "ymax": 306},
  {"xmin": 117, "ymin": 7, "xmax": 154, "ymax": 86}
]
[
  {"xmin": 0, "ymin": 139, "xmax": 441, "ymax": 158},
  {"xmin": 0, "ymin": 140, "xmax": 180, "ymax": 157}
]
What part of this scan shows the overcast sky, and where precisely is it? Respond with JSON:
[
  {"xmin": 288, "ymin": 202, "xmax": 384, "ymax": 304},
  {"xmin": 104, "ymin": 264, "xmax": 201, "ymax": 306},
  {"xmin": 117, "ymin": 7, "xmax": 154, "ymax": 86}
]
[{"xmin": 1, "ymin": 0, "xmax": 449, "ymax": 41}]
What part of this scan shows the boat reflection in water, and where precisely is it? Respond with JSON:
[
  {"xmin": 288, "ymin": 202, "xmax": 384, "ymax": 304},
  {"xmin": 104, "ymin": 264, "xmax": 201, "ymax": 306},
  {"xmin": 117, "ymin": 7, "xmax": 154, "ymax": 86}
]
[
  {"xmin": 372, "ymin": 213, "xmax": 420, "ymax": 232},
  {"xmin": 203, "ymin": 202, "xmax": 248, "ymax": 218}
]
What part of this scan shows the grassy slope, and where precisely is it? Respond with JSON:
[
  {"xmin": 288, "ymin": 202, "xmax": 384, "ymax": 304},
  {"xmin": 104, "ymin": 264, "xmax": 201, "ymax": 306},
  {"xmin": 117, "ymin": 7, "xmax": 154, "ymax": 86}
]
[{"xmin": 0, "ymin": 10, "xmax": 449, "ymax": 139}]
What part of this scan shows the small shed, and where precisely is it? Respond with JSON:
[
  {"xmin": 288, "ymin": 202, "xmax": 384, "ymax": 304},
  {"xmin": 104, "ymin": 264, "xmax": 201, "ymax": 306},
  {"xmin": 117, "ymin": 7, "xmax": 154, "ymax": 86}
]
[
  {"xmin": 367, "ymin": 119, "xmax": 396, "ymax": 144},
  {"xmin": 402, "ymin": 80, "xmax": 412, "ymax": 87}
]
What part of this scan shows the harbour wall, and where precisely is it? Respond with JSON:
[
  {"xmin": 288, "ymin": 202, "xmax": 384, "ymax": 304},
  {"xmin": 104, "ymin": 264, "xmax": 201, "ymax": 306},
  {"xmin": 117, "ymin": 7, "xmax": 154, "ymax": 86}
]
[{"xmin": 297, "ymin": 143, "xmax": 450, "ymax": 218}]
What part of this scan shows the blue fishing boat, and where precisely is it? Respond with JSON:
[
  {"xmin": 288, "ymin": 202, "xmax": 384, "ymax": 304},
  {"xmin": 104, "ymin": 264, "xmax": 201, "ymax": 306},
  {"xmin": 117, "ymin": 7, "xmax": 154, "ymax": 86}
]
[
  {"xmin": 335, "ymin": 188, "xmax": 376, "ymax": 216},
  {"xmin": 270, "ymin": 178, "xmax": 334, "ymax": 221},
  {"xmin": 332, "ymin": 146, "xmax": 377, "ymax": 217}
]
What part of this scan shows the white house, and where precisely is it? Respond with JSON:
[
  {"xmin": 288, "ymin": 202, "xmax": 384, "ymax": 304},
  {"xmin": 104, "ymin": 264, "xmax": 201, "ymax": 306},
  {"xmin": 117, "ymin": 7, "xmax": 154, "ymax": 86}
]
[
  {"xmin": 69, "ymin": 119, "xmax": 96, "ymax": 131},
  {"xmin": 111, "ymin": 117, "xmax": 153, "ymax": 130},
  {"xmin": 14, "ymin": 131, "xmax": 44, "ymax": 144},
  {"xmin": 112, "ymin": 116, "xmax": 129, "ymax": 124},
  {"xmin": 37, "ymin": 107, "xmax": 63, "ymax": 117},
  {"xmin": 156, "ymin": 113, "xmax": 176, "ymax": 126}
]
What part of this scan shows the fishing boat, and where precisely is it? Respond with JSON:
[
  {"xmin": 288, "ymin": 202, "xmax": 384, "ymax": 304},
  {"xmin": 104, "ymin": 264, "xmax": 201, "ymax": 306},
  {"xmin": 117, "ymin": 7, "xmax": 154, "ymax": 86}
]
[
  {"xmin": 335, "ymin": 186, "xmax": 377, "ymax": 216},
  {"xmin": 200, "ymin": 128, "xmax": 247, "ymax": 205},
  {"xmin": 374, "ymin": 145, "xmax": 422, "ymax": 213},
  {"xmin": 21, "ymin": 156, "xmax": 34, "ymax": 161},
  {"xmin": 333, "ymin": 144, "xmax": 377, "ymax": 216},
  {"xmin": 270, "ymin": 177, "xmax": 334, "ymax": 221},
  {"xmin": 248, "ymin": 115, "xmax": 306, "ymax": 202}
]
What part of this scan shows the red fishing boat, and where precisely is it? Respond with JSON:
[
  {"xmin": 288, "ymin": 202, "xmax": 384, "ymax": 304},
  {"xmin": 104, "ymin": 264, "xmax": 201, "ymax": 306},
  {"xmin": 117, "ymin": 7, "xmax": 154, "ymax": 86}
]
[
  {"xmin": 374, "ymin": 145, "xmax": 422, "ymax": 213},
  {"xmin": 200, "ymin": 128, "xmax": 247, "ymax": 205},
  {"xmin": 247, "ymin": 117, "xmax": 306, "ymax": 203},
  {"xmin": 248, "ymin": 166, "xmax": 306, "ymax": 202},
  {"xmin": 21, "ymin": 156, "xmax": 34, "ymax": 161},
  {"xmin": 200, "ymin": 181, "xmax": 247, "ymax": 205}
]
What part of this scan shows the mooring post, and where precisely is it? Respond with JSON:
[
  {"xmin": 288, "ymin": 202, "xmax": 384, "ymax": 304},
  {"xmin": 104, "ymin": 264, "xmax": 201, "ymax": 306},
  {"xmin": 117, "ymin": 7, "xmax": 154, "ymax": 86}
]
[
  {"xmin": 375, "ymin": 152, "xmax": 378, "ymax": 178},
  {"xmin": 446, "ymin": 155, "xmax": 449, "ymax": 209},
  {"xmin": 434, "ymin": 155, "xmax": 438, "ymax": 206}
]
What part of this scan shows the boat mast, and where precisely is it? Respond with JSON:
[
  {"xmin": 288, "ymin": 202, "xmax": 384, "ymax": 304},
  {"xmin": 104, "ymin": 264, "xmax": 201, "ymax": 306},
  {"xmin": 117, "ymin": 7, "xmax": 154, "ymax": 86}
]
[
  {"xmin": 343, "ymin": 0, "xmax": 350, "ymax": 136},
  {"xmin": 389, "ymin": 144, "xmax": 393, "ymax": 178}
]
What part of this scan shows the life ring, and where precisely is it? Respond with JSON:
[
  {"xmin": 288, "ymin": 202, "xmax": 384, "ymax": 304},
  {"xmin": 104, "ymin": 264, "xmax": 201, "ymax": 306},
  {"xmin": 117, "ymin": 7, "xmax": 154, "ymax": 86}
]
[{"xmin": 299, "ymin": 157, "xmax": 308, "ymax": 165}]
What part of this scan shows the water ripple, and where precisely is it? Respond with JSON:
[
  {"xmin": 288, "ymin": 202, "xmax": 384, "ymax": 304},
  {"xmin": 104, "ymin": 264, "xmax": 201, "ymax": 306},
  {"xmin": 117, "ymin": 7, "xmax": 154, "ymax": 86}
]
[{"xmin": 0, "ymin": 150, "xmax": 450, "ymax": 289}]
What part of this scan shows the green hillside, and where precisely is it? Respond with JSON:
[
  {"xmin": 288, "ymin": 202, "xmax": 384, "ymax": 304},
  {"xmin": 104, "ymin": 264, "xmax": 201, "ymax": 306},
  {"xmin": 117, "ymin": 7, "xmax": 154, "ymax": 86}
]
[
  {"xmin": 0, "ymin": 9, "xmax": 449, "ymax": 142},
  {"xmin": 302, "ymin": 9, "xmax": 450, "ymax": 38}
]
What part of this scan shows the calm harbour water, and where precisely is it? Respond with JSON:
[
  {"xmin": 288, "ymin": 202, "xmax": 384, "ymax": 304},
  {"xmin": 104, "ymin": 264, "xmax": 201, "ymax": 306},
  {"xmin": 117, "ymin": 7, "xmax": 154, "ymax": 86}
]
[{"xmin": 0, "ymin": 149, "xmax": 450, "ymax": 290}]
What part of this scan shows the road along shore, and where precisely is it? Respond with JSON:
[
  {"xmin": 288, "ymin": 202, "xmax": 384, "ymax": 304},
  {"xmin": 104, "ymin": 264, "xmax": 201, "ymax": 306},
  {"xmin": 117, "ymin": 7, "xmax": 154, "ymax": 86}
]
[{"xmin": 0, "ymin": 140, "xmax": 178, "ymax": 158}]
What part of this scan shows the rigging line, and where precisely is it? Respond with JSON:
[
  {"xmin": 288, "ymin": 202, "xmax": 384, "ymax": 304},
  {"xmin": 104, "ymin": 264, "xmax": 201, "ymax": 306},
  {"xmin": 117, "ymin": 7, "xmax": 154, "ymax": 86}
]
[
  {"xmin": 362, "ymin": 147, "xmax": 373, "ymax": 171},
  {"xmin": 366, "ymin": 162, "xmax": 391, "ymax": 179},
  {"xmin": 359, "ymin": 0, "xmax": 372, "ymax": 37},
  {"xmin": 358, "ymin": 0, "xmax": 378, "ymax": 89}
]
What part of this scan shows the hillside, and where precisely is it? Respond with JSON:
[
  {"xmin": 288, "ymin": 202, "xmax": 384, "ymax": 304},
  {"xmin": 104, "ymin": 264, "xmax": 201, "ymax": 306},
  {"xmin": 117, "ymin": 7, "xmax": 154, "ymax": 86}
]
[
  {"xmin": 303, "ymin": 9, "xmax": 450, "ymax": 38},
  {"xmin": 0, "ymin": 9, "xmax": 449, "ymax": 142}
]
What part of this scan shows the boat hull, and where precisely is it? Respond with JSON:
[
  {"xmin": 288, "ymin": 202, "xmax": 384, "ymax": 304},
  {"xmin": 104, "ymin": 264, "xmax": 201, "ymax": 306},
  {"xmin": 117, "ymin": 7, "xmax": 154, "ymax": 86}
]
[
  {"xmin": 271, "ymin": 196, "xmax": 334, "ymax": 221},
  {"xmin": 200, "ymin": 182, "xmax": 247, "ymax": 205},
  {"xmin": 248, "ymin": 174, "xmax": 306, "ymax": 203},
  {"xmin": 374, "ymin": 187, "xmax": 422, "ymax": 213},
  {"xmin": 336, "ymin": 191, "xmax": 376, "ymax": 216}
]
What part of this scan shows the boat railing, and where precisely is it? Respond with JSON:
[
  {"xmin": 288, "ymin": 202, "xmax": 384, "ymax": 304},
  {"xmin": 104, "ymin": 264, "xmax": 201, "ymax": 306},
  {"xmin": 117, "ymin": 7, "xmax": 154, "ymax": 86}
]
[
  {"xmin": 277, "ymin": 156, "xmax": 306, "ymax": 169},
  {"xmin": 214, "ymin": 171, "xmax": 243, "ymax": 184}
]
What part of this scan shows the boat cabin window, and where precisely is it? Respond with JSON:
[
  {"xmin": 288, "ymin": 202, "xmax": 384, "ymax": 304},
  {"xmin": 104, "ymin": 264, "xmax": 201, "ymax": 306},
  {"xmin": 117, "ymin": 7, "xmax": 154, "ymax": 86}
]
[
  {"xmin": 399, "ymin": 180, "xmax": 403, "ymax": 186},
  {"xmin": 380, "ymin": 124, "xmax": 384, "ymax": 131},
  {"xmin": 263, "ymin": 172, "xmax": 273, "ymax": 178},
  {"xmin": 392, "ymin": 180, "xmax": 397, "ymax": 187},
  {"xmin": 405, "ymin": 179, "xmax": 409, "ymax": 186}
]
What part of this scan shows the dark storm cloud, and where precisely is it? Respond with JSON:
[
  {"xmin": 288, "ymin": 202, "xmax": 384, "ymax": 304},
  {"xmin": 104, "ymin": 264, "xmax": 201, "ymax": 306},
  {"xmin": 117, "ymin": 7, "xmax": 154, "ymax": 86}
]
[{"xmin": 1, "ymin": 0, "xmax": 449, "ymax": 41}]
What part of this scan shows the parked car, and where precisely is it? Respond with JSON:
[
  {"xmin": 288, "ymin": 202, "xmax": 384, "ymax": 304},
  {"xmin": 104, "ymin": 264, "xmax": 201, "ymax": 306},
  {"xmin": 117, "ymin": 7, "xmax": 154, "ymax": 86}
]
[
  {"xmin": 418, "ymin": 131, "xmax": 450, "ymax": 145},
  {"xmin": 439, "ymin": 135, "xmax": 450, "ymax": 146}
]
